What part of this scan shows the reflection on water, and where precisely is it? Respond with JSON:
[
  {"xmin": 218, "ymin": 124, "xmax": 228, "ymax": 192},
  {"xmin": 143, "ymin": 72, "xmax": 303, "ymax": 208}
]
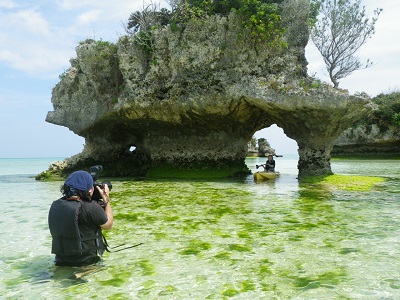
[{"xmin": 1, "ymin": 157, "xmax": 400, "ymax": 299}]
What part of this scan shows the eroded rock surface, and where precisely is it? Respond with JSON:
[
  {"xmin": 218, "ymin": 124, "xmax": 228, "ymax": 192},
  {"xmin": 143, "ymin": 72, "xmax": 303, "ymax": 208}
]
[
  {"xmin": 333, "ymin": 125, "xmax": 400, "ymax": 155},
  {"xmin": 45, "ymin": 5, "xmax": 371, "ymax": 179}
]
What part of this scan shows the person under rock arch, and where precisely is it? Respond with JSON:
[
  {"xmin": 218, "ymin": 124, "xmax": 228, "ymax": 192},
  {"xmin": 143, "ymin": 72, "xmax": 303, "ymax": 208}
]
[{"xmin": 264, "ymin": 154, "xmax": 275, "ymax": 172}]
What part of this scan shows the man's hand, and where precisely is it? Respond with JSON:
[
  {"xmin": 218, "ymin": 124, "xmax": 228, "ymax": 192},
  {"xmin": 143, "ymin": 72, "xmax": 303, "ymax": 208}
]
[{"xmin": 96, "ymin": 184, "xmax": 110, "ymax": 204}]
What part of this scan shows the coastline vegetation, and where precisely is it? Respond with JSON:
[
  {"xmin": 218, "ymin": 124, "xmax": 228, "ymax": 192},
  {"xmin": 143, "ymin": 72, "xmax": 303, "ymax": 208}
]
[
  {"xmin": 349, "ymin": 91, "xmax": 400, "ymax": 131},
  {"xmin": 125, "ymin": 0, "xmax": 291, "ymax": 52}
]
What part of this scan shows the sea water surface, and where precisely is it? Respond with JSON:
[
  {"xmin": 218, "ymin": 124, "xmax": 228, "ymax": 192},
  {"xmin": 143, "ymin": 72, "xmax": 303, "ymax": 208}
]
[{"xmin": 1, "ymin": 156, "xmax": 399, "ymax": 299}]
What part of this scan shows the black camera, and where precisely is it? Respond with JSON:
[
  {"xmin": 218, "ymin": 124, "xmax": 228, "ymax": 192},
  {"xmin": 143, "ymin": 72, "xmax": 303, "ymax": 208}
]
[{"xmin": 90, "ymin": 165, "xmax": 112, "ymax": 205}]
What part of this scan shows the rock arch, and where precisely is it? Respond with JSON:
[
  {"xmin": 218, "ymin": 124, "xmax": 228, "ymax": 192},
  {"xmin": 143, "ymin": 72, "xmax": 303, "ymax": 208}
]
[
  {"xmin": 46, "ymin": 87, "xmax": 369, "ymax": 178},
  {"xmin": 45, "ymin": 11, "xmax": 371, "ymax": 179}
]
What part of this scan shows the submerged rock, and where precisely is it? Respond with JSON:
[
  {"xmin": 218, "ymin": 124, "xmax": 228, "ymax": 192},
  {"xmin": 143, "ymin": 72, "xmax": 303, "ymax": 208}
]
[{"xmin": 44, "ymin": 4, "xmax": 370, "ymax": 179}]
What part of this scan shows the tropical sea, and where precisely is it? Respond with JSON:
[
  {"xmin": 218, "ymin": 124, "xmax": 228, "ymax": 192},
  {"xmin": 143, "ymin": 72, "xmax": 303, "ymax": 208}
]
[{"xmin": 1, "ymin": 155, "xmax": 399, "ymax": 299}]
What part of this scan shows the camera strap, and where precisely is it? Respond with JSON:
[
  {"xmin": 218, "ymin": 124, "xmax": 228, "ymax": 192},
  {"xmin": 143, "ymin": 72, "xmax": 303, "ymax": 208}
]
[{"xmin": 102, "ymin": 234, "xmax": 143, "ymax": 253}]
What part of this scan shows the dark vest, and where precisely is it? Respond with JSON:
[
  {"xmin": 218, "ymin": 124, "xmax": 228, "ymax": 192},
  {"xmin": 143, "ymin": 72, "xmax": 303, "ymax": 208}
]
[{"xmin": 48, "ymin": 198, "xmax": 104, "ymax": 256}]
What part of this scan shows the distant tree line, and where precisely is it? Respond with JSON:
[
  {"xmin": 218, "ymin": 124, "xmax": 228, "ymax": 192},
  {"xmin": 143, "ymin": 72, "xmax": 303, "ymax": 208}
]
[{"xmin": 354, "ymin": 91, "xmax": 400, "ymax": 130}]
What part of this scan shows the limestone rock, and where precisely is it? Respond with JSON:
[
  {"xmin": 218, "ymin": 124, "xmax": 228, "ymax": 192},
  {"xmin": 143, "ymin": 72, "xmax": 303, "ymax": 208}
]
[
  {"xmin": 44, "ymin": 5, "xmax": 371, "ymax": 179},
  {"xmin": 333, "ymin": 124, "xmax": 400, "ymax": 155}
]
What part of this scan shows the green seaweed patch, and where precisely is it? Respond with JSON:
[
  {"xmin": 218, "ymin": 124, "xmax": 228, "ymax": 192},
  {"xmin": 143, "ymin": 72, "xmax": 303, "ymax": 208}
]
[
  {"xmin": 158, "ymin": 285, "xmax": 178, "ymax": 296},
  {"xmin": 154, "ymin": 232, "xmax": 168, "ymax": 240},
  {"xmin": 300, "ymin": 222, "xmax": 318, "ymax": 229},
  {"xmin": 115, "ymin": 212, "xmax": 157, "ymax": 225},
  {"xmin": 196, "ymin": 274, "xmax": 208, "ymax": 284},
  {"xmin": 135, "ymin": 259, "xmax": 156, "ymax": 276},
  {"xmin": 237, "ymin": 231, "xmax": 251, "ymax": 239},
  {"xmin": 214, "ymin": 251, "xmax": 231, "ymax": 260},
  {"xmin": 207, "ymin": 206, "xmax": 235, "ymax": 218},
  {"xmin": 107, "ymin": 293, "xmax": 130, "ymax": 300},
  {"xmin": 98, "ymin": 269, "xmax": 132, "ymax": 287},
  {"xmin": 180, "ymin": 240, "xmax": 212, "ymax": 256},
  {"xmin": 240, "ymin": 221, "xmax": 262, "ymax": 232},
  {"xmin": 338, "ymin": 247, "xmax": 359, "ymax": 255},
  {"xmin": 384, "ymin": 278, "xmax": 400, "ymax": 289},
  {"xmin": 261, "ymin": 282, "xmax": 278, "ymax": 292},
  {"xmin": 298, "ymin": 188, "xmax": 333, "ymax": 200},
  {"xmin": 137, "ymin": 279, "xmax": 157, "ymax": 296},
  {"xmin": 142, "ymin": 279, "xmax": 157, "ymax": 288},
  {"xmin": 259, "ymin": 264, "xmax": 273, "ymax": 276},
  {"xmin": 3, "ymin": 275, "xmax": 29, "ymax": 287},
  {"xmin": 106, "ymin": 189, "xmax": 128, "ymax": 198},
  {"xmin": 164, "ymin": 215, "xmax": 180, "ymax": 222},
  {"xmin": 115, "ymin": 213, "xmax": 139, "ymax": 222},
  {"xmin": 271, "ymin": 246, "xmax": 285, "ymax": 253},
  {"xmin": 239, "ymin": 280, "xmax": 256, "ymax": 292},
  {"xmin": 288, "ymin": 234, "xmax": 305, "ymax": 241},
  {"xmin": 147, "ymin": 164, "xmax": 250, "ymax": 179},
  {"xmin": 228, "ymin": 243, "xmax": 252, "ymax": 252},
  {"xmin": 221, "ymin": 283, "xmax": 239, "ymax": 297},
  {"xmin": 291, "ymin": 268, "xmax": 347, "ymax": 290},
  {"xmin": 248, "ymin": 258, "xmax": 273, "ymax": 278},
  {"xmin": 301, "ymin": 174, "xmax": 385, "ymax": 191},
  {"xmin": 212, "ymin": 228, "xmax": 232, "ymax": 238}
]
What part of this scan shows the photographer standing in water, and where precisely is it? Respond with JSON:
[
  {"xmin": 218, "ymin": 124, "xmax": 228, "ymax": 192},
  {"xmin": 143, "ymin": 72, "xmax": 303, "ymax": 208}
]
[{"xmin": 48, "ymin": 170, "xmax": 113, "ymax": 266}]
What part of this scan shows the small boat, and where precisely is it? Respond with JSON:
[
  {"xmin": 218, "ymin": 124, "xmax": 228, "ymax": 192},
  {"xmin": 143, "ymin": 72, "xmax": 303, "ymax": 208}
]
[{"xmin": 253, "ymin": 171, "xmax": 280, "ymax": 181}]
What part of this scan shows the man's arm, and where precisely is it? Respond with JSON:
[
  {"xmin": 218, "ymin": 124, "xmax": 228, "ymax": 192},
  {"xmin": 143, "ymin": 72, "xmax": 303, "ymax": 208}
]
[
  {"xmin": 101, "ymin": 201, "xmax": 114, "ymax": 230},
  {"xmin": 96, "ymin": 185, "xmax": 114, "ymax": 230}
]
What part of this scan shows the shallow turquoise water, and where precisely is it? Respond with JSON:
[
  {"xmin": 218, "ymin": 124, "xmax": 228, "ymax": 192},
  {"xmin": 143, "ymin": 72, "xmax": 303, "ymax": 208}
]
[{"xmin": 1, "ymin": 157, "xmax": 399, "ymax": 299}]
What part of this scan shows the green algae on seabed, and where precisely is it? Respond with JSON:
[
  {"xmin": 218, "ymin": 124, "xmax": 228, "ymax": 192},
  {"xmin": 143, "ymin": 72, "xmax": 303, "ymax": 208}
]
[
  {"xmin": 180, "ymin": 240, "xmax": 212, "ymax": 256},
  {"xmin": 64, "ymin": 176, "xmax": 395, "ymax": 298},
  {"xmin": 300, "ymin": 174, "xmax": 385, "ymax": 191},
  {"xmin": 98, "ymin": 268, "xmax": 133, "ymax": 287},
  {"xmin": 221, "ymin": 283, "xmax": 240, "ymax": 297},
  {"xmin": 147, "ymin": 164, "xmax": 250, "ymax": 179},
  {"xmin": 289, "ymin": 268, "xmax": 347, "ymax": 290}
]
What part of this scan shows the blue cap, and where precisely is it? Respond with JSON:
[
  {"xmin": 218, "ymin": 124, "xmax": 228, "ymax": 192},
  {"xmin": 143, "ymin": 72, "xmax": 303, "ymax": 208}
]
[{"xmin": 64, "ymin": 170, "xmax": 94, "ymax": 192}]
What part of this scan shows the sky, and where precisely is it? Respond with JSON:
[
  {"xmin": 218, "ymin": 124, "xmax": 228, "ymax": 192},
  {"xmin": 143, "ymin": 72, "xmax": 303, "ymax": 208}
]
[{"xmin": 0, "ymin": 0, "xmax": 398, "ymax": 158}]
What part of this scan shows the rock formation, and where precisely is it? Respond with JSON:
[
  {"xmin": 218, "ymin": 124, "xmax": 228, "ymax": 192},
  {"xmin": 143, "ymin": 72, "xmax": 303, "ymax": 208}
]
[
  {"xmin": 44, "ymin": 1, "xmax": 371, "ymax": 179},
  {"xmin": 333, "ymin": 124, "xmax": 400, "ymax": 155}
]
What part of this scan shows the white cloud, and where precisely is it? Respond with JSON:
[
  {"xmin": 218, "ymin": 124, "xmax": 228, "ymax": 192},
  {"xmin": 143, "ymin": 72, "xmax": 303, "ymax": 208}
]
[
  {"xmin": 0, "ymin": 14, "xmax": 74, "ymax": 75},
  {"xmin": 58, "ymin": 0, "xmax": 155, "ymax": 19},
  {"xmin": 1, "ymin": 8, "xmax": 47, "ymax": 35},
  {"xmin": 0, "ymin": 42, "xmax": 72, "ymax": 75},
  {"xmin": 0, "ymin": 0, "xmax": 15, "ymax": 9},
  {"xmin": 12, "ymin": 9, "xmax": 51, "ymax": 36},
  {"xmin": 0, "ymin": 1, "xmax": 151, "ymax": 158},
  {"xmin": 76, "ymin": 9, "xmax": 101, "ymax": 25},
  {"xmin": 59, "ymin": 0, "xmax": 98, "ymax": 10},
  {"xmin": 0, "ymin": 1, "xmax": 155, "ymax": 76},
  {"xmin": 0, "ymin": 50, "xmax": 19, "ymax": 66}
]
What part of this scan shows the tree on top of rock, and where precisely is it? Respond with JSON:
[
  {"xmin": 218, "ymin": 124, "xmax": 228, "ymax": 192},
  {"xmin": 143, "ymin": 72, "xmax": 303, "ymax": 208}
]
[{"xmin": 311, "ymin": 0, "xmax": 382, "ymax": 89}]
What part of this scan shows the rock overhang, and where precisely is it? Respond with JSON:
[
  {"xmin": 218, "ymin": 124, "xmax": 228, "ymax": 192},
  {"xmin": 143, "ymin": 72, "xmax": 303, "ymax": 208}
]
[{"xmin": 44, "ymin": 7, "xmax": 372, "ymax": 179}]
